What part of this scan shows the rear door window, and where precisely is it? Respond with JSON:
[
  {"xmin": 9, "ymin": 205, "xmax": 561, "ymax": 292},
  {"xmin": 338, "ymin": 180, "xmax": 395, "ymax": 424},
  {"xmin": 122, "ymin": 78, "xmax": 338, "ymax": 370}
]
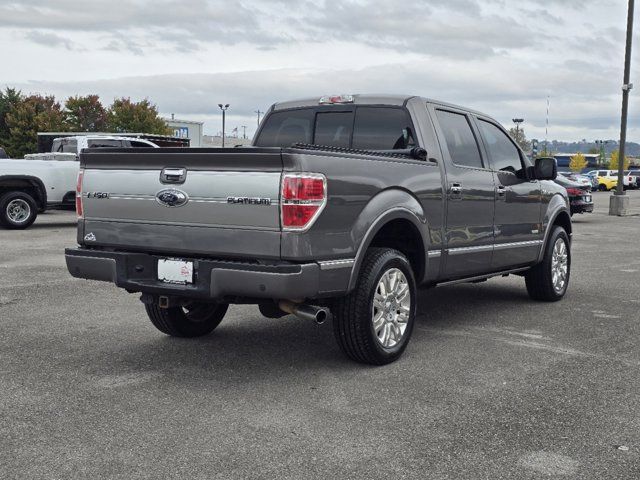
[
  {"xmin": 477, "ymin": 120, "xmax": 523, "ymax": 173},
  {"xmin": 352, "ymin": 107, "xmax": 415, "ymax": 150},
  {"xmin": 435, "ymin": 110, "xmax": 484, "ymax": 168},
  {"xmin": 314, "ymin": 112, "xmax": 352, "ymax": 147}
]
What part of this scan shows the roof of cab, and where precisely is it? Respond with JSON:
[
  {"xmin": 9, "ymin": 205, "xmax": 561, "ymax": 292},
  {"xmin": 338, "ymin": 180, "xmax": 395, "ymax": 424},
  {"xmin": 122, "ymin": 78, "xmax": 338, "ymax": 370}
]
[{"xmin": 271, "ymin": 94, "xmax": 487, "ymax": 117}]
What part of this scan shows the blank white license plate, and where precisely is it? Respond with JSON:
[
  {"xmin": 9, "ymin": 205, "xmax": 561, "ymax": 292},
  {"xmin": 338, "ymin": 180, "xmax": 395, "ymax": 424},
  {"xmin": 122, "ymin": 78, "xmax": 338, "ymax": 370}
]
[
  {"xmin": 157, "ymin": 259, "xmax": 193, "ymax": 284},
  {"xmin": 584, "ymin": 195, "xmax": 592, "ymax": 202}
]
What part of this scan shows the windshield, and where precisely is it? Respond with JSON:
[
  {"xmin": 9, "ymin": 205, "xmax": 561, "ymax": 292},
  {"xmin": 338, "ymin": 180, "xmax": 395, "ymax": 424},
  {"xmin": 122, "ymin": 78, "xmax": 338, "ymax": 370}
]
[{"xmin": 255, "ymin": 106, "xmax": 416, "ymax": 150}]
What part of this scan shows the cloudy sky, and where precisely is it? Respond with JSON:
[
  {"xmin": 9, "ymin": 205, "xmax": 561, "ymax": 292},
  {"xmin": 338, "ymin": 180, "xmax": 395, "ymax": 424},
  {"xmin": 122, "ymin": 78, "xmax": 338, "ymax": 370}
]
[{"xmin": 2, "ymin": 0, "xmax": 639, "ymax": 141}]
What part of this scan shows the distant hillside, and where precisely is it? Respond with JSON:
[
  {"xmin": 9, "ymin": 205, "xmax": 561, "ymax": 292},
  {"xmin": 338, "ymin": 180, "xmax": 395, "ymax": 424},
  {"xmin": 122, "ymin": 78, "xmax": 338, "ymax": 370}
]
[{"xmin": 539, "ymin": 140, "xmax": 640, "ymax": 157}]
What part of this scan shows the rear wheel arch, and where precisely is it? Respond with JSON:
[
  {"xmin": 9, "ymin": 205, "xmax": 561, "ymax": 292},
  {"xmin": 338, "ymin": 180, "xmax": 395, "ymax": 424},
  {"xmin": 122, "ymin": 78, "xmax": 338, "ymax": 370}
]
[
  {"xmin": 348, "ymin": 204, "xmax": 429, "ymax": 291},
  {"xmin": 0, "ymin": 175, "xmax": 47, "ymax": 209}
]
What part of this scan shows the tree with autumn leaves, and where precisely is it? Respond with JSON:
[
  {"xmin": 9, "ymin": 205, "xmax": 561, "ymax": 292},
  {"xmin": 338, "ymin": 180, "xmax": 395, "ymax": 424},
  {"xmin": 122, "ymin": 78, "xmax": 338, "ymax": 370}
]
[{"xmin": 0, "ymin": 87, "xmax": 170, "ymax": 157}]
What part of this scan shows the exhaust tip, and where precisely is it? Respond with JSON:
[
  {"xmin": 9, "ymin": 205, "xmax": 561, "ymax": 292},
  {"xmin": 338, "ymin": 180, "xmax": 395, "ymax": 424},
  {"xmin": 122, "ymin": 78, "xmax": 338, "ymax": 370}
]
[{"xmin": 315, "ymin": 309, "xmax": 328, "ymax": 325}]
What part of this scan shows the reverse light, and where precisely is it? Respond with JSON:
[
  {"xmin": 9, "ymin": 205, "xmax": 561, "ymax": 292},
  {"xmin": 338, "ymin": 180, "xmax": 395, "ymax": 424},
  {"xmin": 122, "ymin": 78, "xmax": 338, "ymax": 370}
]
[
  {"xmin": 319, "ymin": 94, "xmax": 354, "ymax": 105},
  {"xmin": 281, "ymin": 173, "xmax": 327, "ymax": 230},
  {"xmin": 76, "ymin": 169, "xmax": 84, "ymax": 218}
]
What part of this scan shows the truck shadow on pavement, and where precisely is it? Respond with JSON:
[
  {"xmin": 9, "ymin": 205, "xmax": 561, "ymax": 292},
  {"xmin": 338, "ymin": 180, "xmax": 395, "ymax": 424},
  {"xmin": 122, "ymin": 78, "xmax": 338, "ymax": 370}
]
[{"xmin": 106, "ymin": 281, "xmax": 532, "ymax": 379}]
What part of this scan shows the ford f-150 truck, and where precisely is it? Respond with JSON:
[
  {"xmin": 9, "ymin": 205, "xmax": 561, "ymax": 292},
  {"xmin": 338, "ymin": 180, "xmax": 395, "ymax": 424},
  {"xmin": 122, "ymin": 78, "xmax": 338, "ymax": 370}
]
[
  {"xmin": 0, "ymin": 136, "xmax": 157, "ymax": 229},
  {"xmin": 65, "ymin": 95, "xmax": 571, "ymax": 365}
]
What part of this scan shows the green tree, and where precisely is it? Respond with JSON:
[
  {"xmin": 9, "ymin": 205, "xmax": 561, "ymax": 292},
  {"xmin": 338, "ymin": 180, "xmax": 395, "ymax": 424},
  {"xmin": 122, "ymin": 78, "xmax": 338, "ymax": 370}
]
[
  {"xmin": 5, "ymin": 94, "xmax": 67, "ymax": 157},
  {"xmin": 65, "ymin": 94, "xmax": 107, "ymax": 131},
  {"xmin": 609, "ymin": 149, "xmax": 630, "ymax": 170},
  {"xmin": 508, "ymin": 127, "xmax": 532, "ymax": 152},
  {"xmin": 0, "ymin": 87, "xmax": 24, "ymax": 152},
  {"xmin": 107, "ymin": 98, "xmax": 169, "ymax": 135},
  {"xmin": 569, "ymin": 152, "xmax": 587, "ymax": 172},
  {"xmin": 587, "ymin": 147, "xmax": 599, "ymax": 154}
]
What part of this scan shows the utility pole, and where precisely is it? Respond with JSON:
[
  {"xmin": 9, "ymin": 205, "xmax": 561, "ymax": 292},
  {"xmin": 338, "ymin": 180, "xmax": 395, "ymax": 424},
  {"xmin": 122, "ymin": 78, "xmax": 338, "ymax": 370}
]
[
  {"xmin": 218, "ymin": 103, "xmax": 229, "ymax": 148},
  {"xmin": 241, "ymin": 125, "xmax": 247, "ymax": 139},
  {"xmin": 255, "ymin": 109, "xmax": 264, "ymax": 128},
  {"xmin": 610, "ymin": 0, "xmax": 634, "ymax": 216}
]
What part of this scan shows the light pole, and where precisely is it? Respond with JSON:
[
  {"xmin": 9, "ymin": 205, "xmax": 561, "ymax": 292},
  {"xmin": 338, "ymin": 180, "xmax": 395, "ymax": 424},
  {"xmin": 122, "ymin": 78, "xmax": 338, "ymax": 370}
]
[
  {"xmin": 512, "ymin": 118, "xmax": 524, "ymax": 134},
  {"xmin": 218, "ymin": 103, "xmax": 229, "ymax": 148},
  {"xmin": 595, "ymin": 140, "xmax": 609, "ymax": 167},
  {"xmin": 241, "ymin": 125, "xmax": 247, "ymax": 139},
  {"xmin": 610, "ymin": 0, "xmax": 634, "ymax": 216},
  {"xmin": 255, "ymin": 109, "xmax": 264, "ymax": 128}
]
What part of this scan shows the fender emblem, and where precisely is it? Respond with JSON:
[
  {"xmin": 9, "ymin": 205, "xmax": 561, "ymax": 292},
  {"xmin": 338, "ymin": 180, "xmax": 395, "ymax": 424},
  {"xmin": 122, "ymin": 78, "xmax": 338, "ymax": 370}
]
[
  {"xmin": 156, "ymin": 189, "xmax": 189, "ymax": 207},
  {"xmin": 84, "ymin": 232, "xmax": 96, "ymax": 242}
]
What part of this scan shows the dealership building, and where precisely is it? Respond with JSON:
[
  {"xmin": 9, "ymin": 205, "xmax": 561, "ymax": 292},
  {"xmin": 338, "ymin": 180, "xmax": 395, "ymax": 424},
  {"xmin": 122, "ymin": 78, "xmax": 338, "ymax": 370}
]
[{"xmin": 165, "ymin": 115, "xmax": 204, "ymax": 147}]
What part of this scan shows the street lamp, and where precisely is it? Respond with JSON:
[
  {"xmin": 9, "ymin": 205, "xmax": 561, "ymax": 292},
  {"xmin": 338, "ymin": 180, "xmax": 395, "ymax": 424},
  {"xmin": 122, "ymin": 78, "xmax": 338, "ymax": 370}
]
[
  {"xmin": 218, "ymin": 103, "xmax": 229, "ymax": 148},
  {"xmin": 512, "ymin": 118, "xmax": 524, "ymax": 134},
  {"xmin": 595, "ymin": 139, "xmax": 609, "ymax": 167}
]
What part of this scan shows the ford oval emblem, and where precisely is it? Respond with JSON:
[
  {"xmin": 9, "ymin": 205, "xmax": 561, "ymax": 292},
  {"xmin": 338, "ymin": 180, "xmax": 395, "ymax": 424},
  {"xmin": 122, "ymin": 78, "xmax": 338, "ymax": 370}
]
[{"xmin": 156, "ymin": 188, "xmax": 189, "ymax": 207}]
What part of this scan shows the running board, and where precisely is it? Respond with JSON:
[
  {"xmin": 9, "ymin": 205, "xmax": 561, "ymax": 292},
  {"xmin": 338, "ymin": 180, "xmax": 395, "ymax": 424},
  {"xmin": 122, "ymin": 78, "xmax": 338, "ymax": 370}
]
[{"xmin": 435, "ymin": 267, "xmax": 530, "ymax": 287}]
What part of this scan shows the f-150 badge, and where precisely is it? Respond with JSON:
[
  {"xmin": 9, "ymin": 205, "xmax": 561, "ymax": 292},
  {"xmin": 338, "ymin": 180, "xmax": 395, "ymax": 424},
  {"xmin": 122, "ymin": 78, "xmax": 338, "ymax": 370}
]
[{"xmin": 156, "ymin": 189, "xmax": 189, "ymax": 207}]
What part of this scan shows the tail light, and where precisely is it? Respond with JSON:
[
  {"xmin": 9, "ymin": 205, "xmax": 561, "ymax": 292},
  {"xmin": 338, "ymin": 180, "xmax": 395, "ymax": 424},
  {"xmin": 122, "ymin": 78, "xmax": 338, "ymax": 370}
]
[
  {"xmin": 565, "ymin": 187, "xmax": 582, "ymax": 196},
  {"xmin": 281, "ymin": 173, "xmax": 327, "ymax": 231},
  {"xmin": 76, "ymin": 169, "xmax": 84, "ymax": 218}
]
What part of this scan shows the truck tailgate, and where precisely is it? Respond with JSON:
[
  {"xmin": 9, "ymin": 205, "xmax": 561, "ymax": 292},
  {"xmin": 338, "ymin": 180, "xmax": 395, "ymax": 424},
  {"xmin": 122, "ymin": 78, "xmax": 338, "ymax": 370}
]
[{"xmin": 79, "ymin": 149, "xmax": 283, "ymax": 259}]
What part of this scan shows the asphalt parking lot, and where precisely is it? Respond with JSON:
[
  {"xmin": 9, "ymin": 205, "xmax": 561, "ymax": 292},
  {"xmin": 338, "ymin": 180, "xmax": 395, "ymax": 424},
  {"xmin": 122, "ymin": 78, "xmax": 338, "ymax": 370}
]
[{"xmin": 1, "ymin": 191, "xmax": 639, "ymax": 479}]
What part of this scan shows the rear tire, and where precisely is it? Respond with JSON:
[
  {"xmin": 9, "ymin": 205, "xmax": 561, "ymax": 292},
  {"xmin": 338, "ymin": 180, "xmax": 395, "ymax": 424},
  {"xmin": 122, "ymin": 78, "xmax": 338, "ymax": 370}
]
[
  {"xmin": 145, "ymin": 302, "xmax": 229, "ymax": 337},
  {"xmin": 598, "ymin": 184, "xmax": 607, "ymax": 191},
  {"xmin": 332, "ymin": 248, "xmax": 417, "ymax": 365},
  {"xmin": 525, "ymin": 226, "xmax": 570, "ymax": 302},
  {"xmin": 0, "ymin": 191, "xmax": 38, "ymax": 229}
]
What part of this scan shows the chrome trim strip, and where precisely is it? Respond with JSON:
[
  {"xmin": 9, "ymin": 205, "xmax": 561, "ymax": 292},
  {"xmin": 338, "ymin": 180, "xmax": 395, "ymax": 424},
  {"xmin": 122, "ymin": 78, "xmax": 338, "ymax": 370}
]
[
  {"xmin": 318, "ymin": 259, "xmax": 355, "ymax": 270},
  {"xmin": 447, "ymin": 240, "xmax": 543, "ymax": 256},
  {"xmin": 447, "ymin": 244, "xmax": 494, "ymax": 256},
  {"xmin": 493, "ymin": 240, "xmax": 543, "ymax": 250},
  {"xmin": 427, "ymin": 250, "xmax": 442, "ymax": 258}
]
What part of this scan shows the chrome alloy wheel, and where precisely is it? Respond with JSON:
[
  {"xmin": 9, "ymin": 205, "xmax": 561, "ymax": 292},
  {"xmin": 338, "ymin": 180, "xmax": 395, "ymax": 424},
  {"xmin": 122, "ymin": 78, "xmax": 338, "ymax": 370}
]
[
  {"xmin": 6, "ymin": 198, "xmax": 31, "ymax": 224},
  {"xmin": 372, "ymin": 268, "xmax": 411, "ymax": 348},
  {"xmin": 551, "ymin": 238, "xmax": 569, "ymax": 293}
]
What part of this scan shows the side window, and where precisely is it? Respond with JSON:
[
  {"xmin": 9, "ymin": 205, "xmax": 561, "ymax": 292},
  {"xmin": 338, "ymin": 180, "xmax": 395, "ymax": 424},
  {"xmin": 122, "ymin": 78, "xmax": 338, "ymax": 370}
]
[
  {"xmin": 87, "ymin": 139, "xmax": 122, "ymax": 148},
  {"xmin": 352, "ymin": 107, "xmax": 416, "ymax": 150},
  {"xmin": 478, "ymin": 120, "xmax": 523, "ymax": 173},
  {"xmin": 435, "ymin": 110, "xmax": 483, "ymax": 168},
  {"xmin": 130, "ymin": 140, "xmax": 152, "ymax": 148},
  {"xmin": 254, "ymin": 109, "xmax": 314, "ymax": 147},
  {"xmin": 314, "ymin": 112, "xmax": 352, "ymax": 147}
]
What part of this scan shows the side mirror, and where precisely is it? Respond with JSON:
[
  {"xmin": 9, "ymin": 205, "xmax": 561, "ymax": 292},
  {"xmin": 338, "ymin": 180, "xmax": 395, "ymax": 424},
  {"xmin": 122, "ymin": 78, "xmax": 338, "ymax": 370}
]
[{"xmin": 534, "ymin": 157, "xmax": 557, "ymax": 180}]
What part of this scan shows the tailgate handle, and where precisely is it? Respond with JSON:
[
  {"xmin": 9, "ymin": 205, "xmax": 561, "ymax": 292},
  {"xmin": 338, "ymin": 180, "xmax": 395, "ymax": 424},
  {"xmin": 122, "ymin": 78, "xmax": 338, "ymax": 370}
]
[{"xmin": 160, "ymin": 168, "xmax": 186, "ymax": 184}]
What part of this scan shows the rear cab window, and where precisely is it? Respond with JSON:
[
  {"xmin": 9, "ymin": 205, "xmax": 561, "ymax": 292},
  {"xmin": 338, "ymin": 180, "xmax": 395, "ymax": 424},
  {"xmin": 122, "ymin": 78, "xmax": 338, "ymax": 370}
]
[{"xmin": 255, "ymin": 106, "xmax": 416, "ymax": 150}]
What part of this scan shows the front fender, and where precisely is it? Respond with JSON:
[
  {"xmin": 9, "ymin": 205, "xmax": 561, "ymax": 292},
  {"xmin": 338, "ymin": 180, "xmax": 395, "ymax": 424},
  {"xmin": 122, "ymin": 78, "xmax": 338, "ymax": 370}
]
[
  {"xmin": 347, "ymin": 188, "xmax": 429, "ymax": 291},
  {"xmin": 538, "ymin": 192, "xmax": 571, "ymax": 262}
]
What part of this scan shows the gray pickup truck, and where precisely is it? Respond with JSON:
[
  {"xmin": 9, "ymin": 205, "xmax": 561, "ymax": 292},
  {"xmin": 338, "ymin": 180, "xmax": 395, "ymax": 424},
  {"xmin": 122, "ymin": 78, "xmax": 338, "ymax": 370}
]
[{"xmin": 65, "ymin": 94, "xmax": 570, "ymax": 365}]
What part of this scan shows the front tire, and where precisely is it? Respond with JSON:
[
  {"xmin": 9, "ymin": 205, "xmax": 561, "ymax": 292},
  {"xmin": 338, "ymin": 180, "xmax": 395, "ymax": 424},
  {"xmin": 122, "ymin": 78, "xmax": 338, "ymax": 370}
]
[
  {"xmin": 0, "ymin": 191, "xmax": 38, "ymax": 229},
  {"xmin": 332, "ymin": 248, "xmax": 417, "ymax": 365},
  {"xmin": 525, "ymin": 226, "xmax": 570, "ymax": 301},
  {"xmin": 145, "ymin": 302, "xmax": 229, "ymax": 337}
]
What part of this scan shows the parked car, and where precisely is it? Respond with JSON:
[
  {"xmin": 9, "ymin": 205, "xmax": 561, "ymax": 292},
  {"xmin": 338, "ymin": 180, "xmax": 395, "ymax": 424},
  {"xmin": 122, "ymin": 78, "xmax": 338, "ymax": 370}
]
[
  {"xmin": 0, "ymin": 136, "xmax": 158, "ymax": 229},
  {"xmin": 586, "ymin": 169, "xmax": 633, "ymax": 189},
  {"xmin": 558, "ymin": 171, "xmax": 593, "ymax": 191},
  {"xmin": 66, "ymin": 94, "xmax": 571, "ymax": 365},
  {"xmin": 624, "ymin": 170, "xmax": 639, "ymax": 188},
  {"xmin": 586, "ymin": 171, "xmax": 618, "ymax": 191},
  {"xmin": 554, "ymin": 175, "xmax": 593, "ymax": 216}
]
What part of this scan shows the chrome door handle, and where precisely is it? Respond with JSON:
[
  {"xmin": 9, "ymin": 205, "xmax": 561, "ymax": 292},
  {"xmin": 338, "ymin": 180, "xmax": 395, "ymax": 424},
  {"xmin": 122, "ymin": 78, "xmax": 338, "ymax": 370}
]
[
  {"xmin": 450, "ymin": 182, "xmax": 462, "ymax": 196},
  {"xmin": 496, "ymin": 185, "xmax": 507, "ymax": 198}
]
